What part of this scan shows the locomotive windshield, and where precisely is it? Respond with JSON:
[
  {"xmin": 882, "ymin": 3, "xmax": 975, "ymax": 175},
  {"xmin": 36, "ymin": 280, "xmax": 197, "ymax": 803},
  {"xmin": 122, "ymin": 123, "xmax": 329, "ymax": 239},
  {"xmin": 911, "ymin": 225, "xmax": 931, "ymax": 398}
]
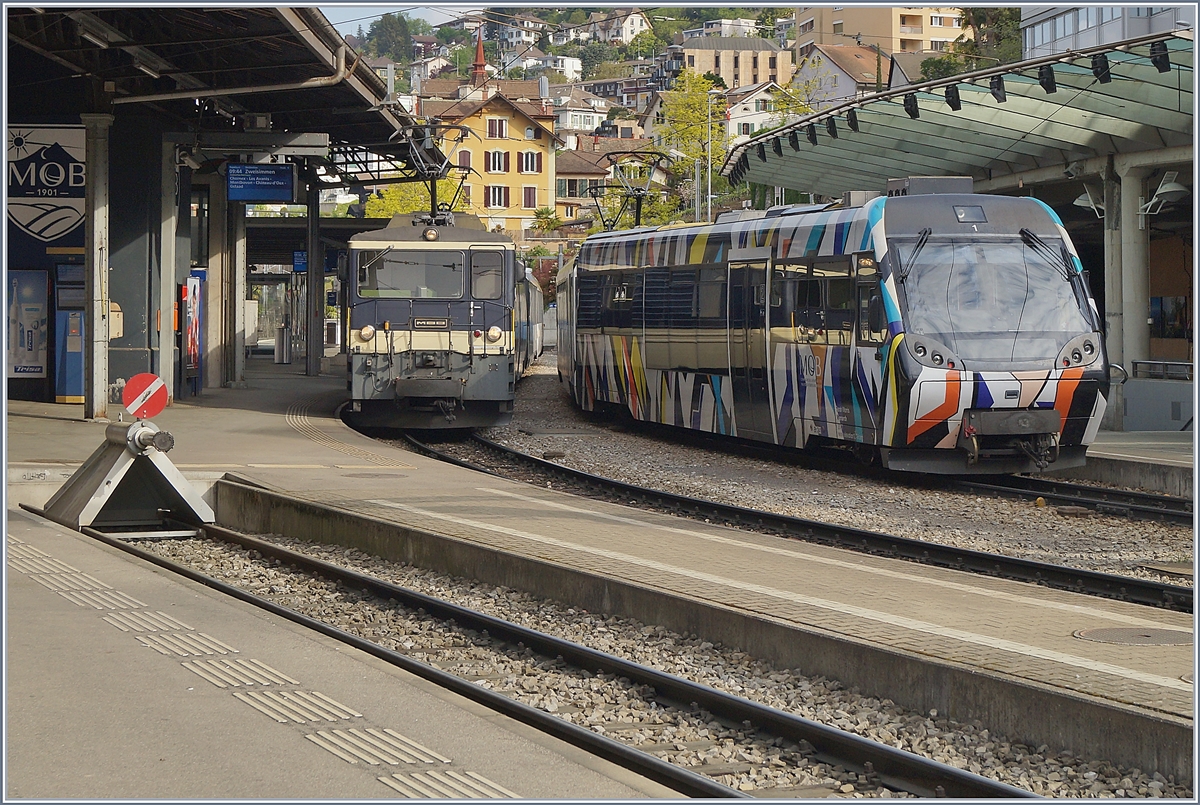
[
  {"xmin": 894, "ymin": 236, "xmax": 1093, "ymax": 363},
  {"xmin": 356, "ymin": 249, "xmax": 463, "ymax": 298}
]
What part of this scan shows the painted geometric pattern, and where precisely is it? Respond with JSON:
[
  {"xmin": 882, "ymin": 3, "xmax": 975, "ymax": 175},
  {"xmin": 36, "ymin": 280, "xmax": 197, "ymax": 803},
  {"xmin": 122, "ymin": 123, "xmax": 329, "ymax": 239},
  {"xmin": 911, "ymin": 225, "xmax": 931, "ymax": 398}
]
[
  {"xmin": 579, "ymin": 334, "xmax": 734, "ymax": 435},
  {"xmin": 771, "ymin": 342, "xmax": 881, "ymax": 447}
]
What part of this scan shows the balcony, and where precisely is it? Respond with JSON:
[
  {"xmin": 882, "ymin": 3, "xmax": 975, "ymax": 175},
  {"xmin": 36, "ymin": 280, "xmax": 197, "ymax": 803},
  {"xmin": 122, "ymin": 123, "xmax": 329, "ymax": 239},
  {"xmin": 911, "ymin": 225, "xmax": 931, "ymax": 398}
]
[{"xmin": 899, "ymin": 25, "xmax": 923, "ymax": 34}]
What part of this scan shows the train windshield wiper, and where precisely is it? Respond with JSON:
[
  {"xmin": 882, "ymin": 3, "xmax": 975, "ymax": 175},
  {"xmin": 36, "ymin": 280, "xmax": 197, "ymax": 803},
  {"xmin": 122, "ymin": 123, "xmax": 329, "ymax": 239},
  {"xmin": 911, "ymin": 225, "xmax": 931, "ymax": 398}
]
[
  {"xmin": 1019, "ymin": 228, "xmax": 1073, "ymax": 282},
  {"xmin": 897, "ymin": 228, "xmax": 932, "ymax": 280},
  {"xmin": 360, "ymin": 246, "xmax": 395, "ymax": 273}
]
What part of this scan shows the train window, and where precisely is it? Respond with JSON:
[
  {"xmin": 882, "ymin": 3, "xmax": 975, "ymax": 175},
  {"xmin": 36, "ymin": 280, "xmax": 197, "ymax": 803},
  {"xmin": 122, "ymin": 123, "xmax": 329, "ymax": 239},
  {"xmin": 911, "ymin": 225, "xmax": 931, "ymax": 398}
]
[
  {"xmin": 953, "ymin": 205, "xmax": 987, "ymax": 224},
  {"xmin": 858, "ymin": 283, "xmax": 886, "ymax": 343},
  {"xmin": 357, "ymin": 249, "xmax": 464, "ymax": 298},
  {"xmin": 471, "ymin": 252, "xmax": 504, "ymax": 299}
]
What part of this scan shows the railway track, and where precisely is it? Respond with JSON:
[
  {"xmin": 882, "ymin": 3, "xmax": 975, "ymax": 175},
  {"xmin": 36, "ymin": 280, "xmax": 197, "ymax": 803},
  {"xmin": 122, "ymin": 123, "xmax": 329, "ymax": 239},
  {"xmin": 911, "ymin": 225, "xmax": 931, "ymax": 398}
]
[
  {"xmin": 79, "ymin": 521, "xmax": 1034, "ymax": 799},
  {"xmin": 403, "ymin": 433, "xmax": 1192, "ymax": 614},
  {"xmin": 602, "ymin": 419, "xmax": 1193, "ymax": 527},
  {"xmin": 952, "ymin": 475, "xmax": 1193, "ymax": 527}
]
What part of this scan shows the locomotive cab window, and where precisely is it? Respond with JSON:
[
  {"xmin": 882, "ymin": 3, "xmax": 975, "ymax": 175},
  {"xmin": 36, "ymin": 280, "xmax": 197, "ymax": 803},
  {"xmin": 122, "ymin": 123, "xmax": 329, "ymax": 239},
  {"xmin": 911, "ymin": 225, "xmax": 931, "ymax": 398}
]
[
  {"xmin": 356, "ymin": 249, "xmax": 464, "ymax": 298},
  {"xmin": 470, "ymin": 251, "xmax": 504, "ymax": 299}
]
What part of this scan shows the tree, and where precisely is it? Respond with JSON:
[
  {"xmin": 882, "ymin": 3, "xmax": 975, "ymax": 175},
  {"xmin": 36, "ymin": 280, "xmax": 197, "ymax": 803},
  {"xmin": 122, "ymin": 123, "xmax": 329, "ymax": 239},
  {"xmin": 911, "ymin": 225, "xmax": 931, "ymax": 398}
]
[
  {"xmin": 579, "ymin": 42, "xmax": 616, "ymax": 79},
  {"xmin": 627, "ymin": 29, "xmax": 664, "ymax": 60},
  {"xmin": 702, "ymin": 71, "xmax": 727, "ymax": 89},
  {"xmin": 922, "ymin": 7, "xmax": 1023, "ymax": 78},
  {"xmin": 754, "ymin": 8, "xmax": 779, "ymax": 36},
  {"xmin": 592, "ymin": 61, "xmax": 632, "ymax": 79},
  {"xmin": 660, "ymin": 70, "xmax": 729, "ymax": 180},
  {"xmin": 363, "ymin": 180, "xmax": 465, "ymax": 218},
  {"xmin": 368, "ymin": 13, "xmax": 411, "ymax": 62},
  {"xmin": 531, "ymin": 207, "xmax": 565, "ymax": 233}
]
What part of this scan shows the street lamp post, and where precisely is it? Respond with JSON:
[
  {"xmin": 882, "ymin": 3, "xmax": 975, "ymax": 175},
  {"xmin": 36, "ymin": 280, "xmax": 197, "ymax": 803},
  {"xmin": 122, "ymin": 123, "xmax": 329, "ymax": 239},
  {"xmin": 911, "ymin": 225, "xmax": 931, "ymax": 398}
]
[{"xmin": 706, "ymin": 88, "xmax": 723, "ymax": 223}]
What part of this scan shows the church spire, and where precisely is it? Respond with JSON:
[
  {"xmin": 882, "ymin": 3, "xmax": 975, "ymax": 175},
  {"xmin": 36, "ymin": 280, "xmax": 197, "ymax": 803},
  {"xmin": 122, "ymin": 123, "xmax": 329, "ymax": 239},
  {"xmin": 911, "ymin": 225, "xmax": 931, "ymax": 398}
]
[{"xmin": 471, "ymin": 30, "xmax": 487, "ymax": 87}]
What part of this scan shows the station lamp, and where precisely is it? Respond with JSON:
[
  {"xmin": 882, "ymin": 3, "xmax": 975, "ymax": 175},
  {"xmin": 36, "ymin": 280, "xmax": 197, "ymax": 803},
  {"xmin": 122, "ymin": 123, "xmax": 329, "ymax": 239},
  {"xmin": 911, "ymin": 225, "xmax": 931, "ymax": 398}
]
[
  {"xmin": 826, "ymin": 117, "xmax": 838, "ymax": 139},
  {"xmin": 1091, "ymin": 53, "xmax": 1112, "ymax": 83},
  {"xmin": 944, "ymin": 84, "xmax": 962, "ymax": 111},
  {"xmin": 756, "ymin": 142, "xmax": 767, "ymax": 162},
  {"xmin": 903, "ymin": 93, "xmax": 919, "ymax": 119},
  {"xmin": 989, "ymin": 74, "xmax": 1007, "ymax": 103},
  {"xmin": 788, "ymin": 130, "xmax": 801, "ymax": 151},
  {"xmin": 772, "ymin": 137, "xmax": 783, "ymax": 156},
  {"xmin": 806, "ymin": 123, "xmax": 818, "ymax": 145},
  {"xmin": 1150, "ymin": 40, "xmax": 1171, "ymax": 73},
  {"xmin": 846, "ymin": 108, "xmax": 860, "ymax": 132}
]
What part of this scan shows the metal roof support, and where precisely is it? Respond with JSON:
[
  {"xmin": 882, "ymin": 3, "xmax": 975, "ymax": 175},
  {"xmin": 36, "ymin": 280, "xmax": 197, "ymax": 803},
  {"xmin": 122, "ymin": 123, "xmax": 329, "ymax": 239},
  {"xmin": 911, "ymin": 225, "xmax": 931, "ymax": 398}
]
[
  {"xmin": 1120, "ymin": 165, "xmax": 1152, "ymax": 367},
  {"xmin": 81, "ymin": 114, "xmax": 113, "ymax": 422},
  {"xmin": 113, "ymin": 46, "xmax": 349, "ymax": 105}
]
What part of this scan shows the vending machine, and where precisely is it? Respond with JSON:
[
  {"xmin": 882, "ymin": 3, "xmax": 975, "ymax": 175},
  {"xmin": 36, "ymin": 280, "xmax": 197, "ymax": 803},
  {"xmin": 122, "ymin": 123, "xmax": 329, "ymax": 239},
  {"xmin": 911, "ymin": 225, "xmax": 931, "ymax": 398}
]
[{"xmin": 54, "ymin": 264, "xmax": 85, "ymax": 403}]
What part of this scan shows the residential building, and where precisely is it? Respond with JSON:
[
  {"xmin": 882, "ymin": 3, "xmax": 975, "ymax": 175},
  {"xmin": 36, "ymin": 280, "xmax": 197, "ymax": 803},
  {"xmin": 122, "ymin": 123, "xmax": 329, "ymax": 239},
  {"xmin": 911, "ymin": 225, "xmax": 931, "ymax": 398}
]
[
  {"xmin": 793, "ymin": 43, "xmax": 891, "ymax": 105},
  {"xmin": 723, "ymin": 81, "xmax": 794, "ymax": 145},
  {"xmin": 683, "ymin": 18, "xmax": 759, "ymax": 39},
  {"xmin": 446, "ymin": 14, "xmax": 484, "ymax": 35},
  {"xmin": 589, "ymin": 8, "xmax": 652, "ymax": 45},
  {"xmin": 411, "ymin": 35, "xmax": 445, "ymax": 59},
  {"xmin": 417, "ymin": 37, "xmax": 560, "ymax": 237},
  {"xmin": 775, "ymin": 15, "xmax": 797, "ymax": 43},
  {"xmin": 887, "ymin": 51, "xmax": 934, "ymax": 88},
  {"xmin": 793, "ymin": 7, "xmax": 963, "ymax": 55},
  {"xmin": 410, "ymin": 55, "xmax": 453, "ymax": 92},
  {"xmin": 678, "ymin": 36, "xmax": 795, "ymax": 89},
  {"xmin": 578, "ymin": 76, "xmax": 656, "ymax": 113},
  {"xmin": 498, "ymin": 14, "xmax": 547, "ymax": 51},
  {"xmin": 500, "ymin": 46, "xmax": 546, "ymax": 74},
  {"xmin": 1021, "ymin": 6, "xmax": 1194, "ymax": 57},
  {"xmin": 554, "ymin": 150, "xmax": 609, "ymax": 223},
  {"xmin": 548, "ymin": 85, "xmax": 610, "ymax": 132},
  {"xmin": 534, "ymin": 54, "xmax": 583, "ymax": 82}
]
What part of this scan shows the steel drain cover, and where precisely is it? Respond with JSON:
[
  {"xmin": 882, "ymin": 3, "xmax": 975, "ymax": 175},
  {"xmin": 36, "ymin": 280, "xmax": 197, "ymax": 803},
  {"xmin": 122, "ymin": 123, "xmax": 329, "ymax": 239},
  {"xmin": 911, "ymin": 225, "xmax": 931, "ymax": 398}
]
[{"xmin": 1074, "ymin": 627, "xmax": 1193, "ymax": 646}]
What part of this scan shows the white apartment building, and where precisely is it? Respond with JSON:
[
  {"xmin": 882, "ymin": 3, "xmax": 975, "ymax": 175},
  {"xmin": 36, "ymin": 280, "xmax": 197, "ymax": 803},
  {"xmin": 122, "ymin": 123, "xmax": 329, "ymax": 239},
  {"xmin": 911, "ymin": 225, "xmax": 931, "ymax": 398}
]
[
  {"xmin": 683, "ymin": 18, "xmax": 759, "ymax": 39},
  {"xmin": 1021, "ymin": 6, "xmax": 1194, "ymax": 56}
]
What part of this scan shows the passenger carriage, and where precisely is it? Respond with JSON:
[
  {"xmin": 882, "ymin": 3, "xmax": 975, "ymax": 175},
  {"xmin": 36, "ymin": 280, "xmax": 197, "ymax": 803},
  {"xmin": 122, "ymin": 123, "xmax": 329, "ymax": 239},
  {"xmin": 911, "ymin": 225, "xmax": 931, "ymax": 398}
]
[{"xmin": 557, "ymin": 192, "xmax": 1109, "ymax": 474}]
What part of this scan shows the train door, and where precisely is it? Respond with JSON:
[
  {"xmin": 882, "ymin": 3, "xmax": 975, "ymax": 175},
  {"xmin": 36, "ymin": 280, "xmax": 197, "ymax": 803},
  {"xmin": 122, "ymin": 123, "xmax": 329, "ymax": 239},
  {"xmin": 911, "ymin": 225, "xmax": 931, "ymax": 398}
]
[
  {"xmin": 809, "ymin": 256, "xmax": 855, "ymax": 438},
  {"xmin": 768, "ymin": 260, "xmax": 816, "ymax": 447},
  {"xmin": 852, "ymin": 252, "xmax": 887, "ymax": 444},
  {"xmin": 728, "ymin": 258, "xmax": 772, "ymax": 440}
]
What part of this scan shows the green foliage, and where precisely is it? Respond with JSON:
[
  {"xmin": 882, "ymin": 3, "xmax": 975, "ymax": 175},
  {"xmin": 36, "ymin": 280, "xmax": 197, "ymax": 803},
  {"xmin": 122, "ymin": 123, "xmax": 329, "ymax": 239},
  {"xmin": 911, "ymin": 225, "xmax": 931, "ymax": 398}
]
[
  {"xmin": 957, "ymin": 8, "xmax": 1023, "ymax": 64},
  {"xmin": 920, "ymin": 54, "xmax": 967, "ymax": 80},
  {"xmin": 592, "ymin": 61, "xmax": 632, "ymax": 79},
  {"xmin": 627, "ymin": 30, "xmax": 664, "ymax": 59},
  {"xmin": 702, "ymin": 71, "xmax": 727, "ymax": 89},
  {"xmin": 363, "ymin": 180, "xmax": 465, "ymax": 218},
  {"xmin": 367, "ymin": 13, "xmax": 411, "ymax": 62},
  {"xmin": 531, "ymin": 207, "xmax": 566, "ymax": 233},
  {"xmin": 524, "ymin": 244, "xmax": 552, "ymax": 257},
  {"xmin": 660, "ymin": 70, "xmax": 729, "ymax": 178},
  {"xmin": 579, "ymin": 43, "xmax": 617, "ymax": 79}
]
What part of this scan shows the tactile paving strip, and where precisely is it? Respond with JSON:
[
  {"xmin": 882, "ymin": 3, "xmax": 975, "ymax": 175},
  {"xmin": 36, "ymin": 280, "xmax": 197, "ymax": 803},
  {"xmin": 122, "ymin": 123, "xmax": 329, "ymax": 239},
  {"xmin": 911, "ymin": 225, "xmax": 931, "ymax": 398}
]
[
  {"xmin": 136, "ymin": 632, "xmax": 238, "ymax": 656},
  {"xmin": 377, "ymin": 770, "xmax": 518, "ymax": 798},
  {"xmin": 306, "ymin": 728, "xmax": 451, "ymax": 766},
  {"xmin": 182, "ymin": 658, "xmax": 299, "ymax": 688},
  {"xmin": 233, "ymin": 690, "xmax": 362, "ymax": 723}
]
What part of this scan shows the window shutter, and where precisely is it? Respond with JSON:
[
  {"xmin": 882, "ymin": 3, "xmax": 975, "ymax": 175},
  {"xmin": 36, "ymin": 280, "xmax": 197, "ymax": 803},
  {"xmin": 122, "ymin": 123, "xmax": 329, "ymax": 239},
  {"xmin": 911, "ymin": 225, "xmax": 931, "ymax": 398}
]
[
  {"xmin": 503, "ymin": 187, "xmax": 510, "ymax": 207},
  {"xmin": 487, "ymin": 119, "xmax": 496, "ymax": 138},
  {"xmin": 536, "ymin": 152, "xmax": 543, "ymax": 173},
  {"xmin": 534, "ymin": 128, "xmax": 543, "ymax": 141},
  {"xmin": 503, "ymin": 151, "xmax": 510, "ymax": 172},
  {"xmin": 459, "ymin": 150, "xmax": 471, "ymax": 168}
]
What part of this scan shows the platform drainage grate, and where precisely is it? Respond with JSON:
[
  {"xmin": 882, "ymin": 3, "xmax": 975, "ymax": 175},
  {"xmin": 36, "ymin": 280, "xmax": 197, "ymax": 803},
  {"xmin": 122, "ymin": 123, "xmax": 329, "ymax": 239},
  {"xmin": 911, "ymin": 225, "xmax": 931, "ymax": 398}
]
[{"xmin": 1074, "ymin": 627, "xmax": 1193, "ymax": 646}]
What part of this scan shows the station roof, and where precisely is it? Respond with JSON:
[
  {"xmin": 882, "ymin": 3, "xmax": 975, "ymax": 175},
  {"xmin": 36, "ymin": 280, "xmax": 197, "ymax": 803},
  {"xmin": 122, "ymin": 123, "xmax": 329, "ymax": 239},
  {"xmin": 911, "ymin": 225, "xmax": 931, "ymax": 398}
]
[
  {"xmin": 722, "ymin": 30, "xmax": 1193, "ymax": 197},
  {"xmin": 8, "ymin": 7, "xmax": 441, "ymax": 180}
]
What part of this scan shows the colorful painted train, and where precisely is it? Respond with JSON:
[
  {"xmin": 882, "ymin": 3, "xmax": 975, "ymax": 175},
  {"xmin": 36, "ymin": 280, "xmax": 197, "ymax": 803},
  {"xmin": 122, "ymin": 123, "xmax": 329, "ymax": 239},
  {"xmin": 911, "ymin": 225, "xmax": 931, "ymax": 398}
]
[
  {"xmin": 556, "ymin": 193, "xmax": 1110, "ymax": 474},
  {"xmin": 345, "ymin": 214, "xmax": 543, "ymax": 429}
]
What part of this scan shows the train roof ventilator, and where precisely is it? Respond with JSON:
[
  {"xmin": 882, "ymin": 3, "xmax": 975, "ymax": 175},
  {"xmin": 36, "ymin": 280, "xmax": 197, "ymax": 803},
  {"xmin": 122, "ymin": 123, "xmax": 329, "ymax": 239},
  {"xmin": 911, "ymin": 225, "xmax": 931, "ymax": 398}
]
[{"xmin": 27, "ymin": 421, "xmax": 215, "ymax": 539}]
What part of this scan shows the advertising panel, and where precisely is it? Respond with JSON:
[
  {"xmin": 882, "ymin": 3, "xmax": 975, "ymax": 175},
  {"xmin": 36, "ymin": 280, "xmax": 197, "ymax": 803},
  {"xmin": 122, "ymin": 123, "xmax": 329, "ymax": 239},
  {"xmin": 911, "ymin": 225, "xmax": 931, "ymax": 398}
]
[
  {"xmin": 8, "ymin": 270, "xmax": 48, "ymax": 378},
  {"xmin": 185, "ymin": 275, "xmax": 202, "ymax": 374},
  {"xmin": 7, "ymin": 126, "xmax": 86, "ymax": 244}
]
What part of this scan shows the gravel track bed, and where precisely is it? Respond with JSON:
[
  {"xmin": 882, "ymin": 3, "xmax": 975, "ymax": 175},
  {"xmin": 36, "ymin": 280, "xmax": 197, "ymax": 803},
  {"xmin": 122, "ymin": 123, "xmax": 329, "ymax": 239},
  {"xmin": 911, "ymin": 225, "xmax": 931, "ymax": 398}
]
[
  {"xmin": 463, "ymin": 353, "xmax": 1192, "ymax": 587},
  {"xmin": 144, "ymin": 535, "xmax": 1188, "ymax": 798}
]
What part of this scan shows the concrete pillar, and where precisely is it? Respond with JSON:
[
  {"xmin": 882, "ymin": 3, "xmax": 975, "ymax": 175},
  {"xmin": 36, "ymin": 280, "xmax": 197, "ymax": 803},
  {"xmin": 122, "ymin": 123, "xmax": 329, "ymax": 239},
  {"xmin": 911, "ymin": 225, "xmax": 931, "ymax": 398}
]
[
  {"xmin": 1119, "ymin": 165, "xmax": 1151, "ymax": 369},
  {"xmin": 158, "ymin": 140, "xmax": 177, "ymax": 404},
  {"xmin": 81, "ymin": 113, "xmax": 113, "ymax": 421},
  {"xmin": 228, "ymin": 202, "xmax": 247, "ymax": 386},
  {"xmin": 1102, "ymin": 162, "xmax": 1123, "ymax": 367},
  {"xmin": 203, "ymin": 176, "xmax": 226, "ymax": 390},
  {"xmin": 305, "ymin": 169, "xmax": 322, "ymax": 376}
]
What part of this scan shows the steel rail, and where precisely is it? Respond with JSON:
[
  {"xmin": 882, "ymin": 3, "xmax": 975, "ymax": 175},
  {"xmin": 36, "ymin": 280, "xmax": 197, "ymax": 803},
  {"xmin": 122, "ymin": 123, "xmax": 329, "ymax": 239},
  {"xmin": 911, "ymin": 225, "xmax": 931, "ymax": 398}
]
[
  {"xmin": 952, "ymin": 476, "xmax": 1193, "ymax": 526},
  {"xmin": 69, "ymin": 520, "xmax": 744, "ymax": 799},
  {"xmin": 81, "ymin": 518, "xmax": 1036, "ymax": 799},
  {"xmin": 454, "ymin": 435, "xmax": 1192, "ymax": 614}
]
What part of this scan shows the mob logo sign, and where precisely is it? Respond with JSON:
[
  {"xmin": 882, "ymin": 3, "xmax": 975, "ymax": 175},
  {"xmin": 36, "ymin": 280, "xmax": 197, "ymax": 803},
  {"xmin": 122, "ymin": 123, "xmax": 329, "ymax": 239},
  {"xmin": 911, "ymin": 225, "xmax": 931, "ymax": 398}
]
[{"xmin": 7, "ymin": 126, "xmax": 86, "ymax": 242}]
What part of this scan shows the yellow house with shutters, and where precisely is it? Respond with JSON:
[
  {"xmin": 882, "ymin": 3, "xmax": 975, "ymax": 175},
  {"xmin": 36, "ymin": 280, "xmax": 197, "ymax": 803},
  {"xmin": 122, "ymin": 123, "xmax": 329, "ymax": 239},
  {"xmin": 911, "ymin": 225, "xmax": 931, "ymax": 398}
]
[{"xmin": 419, "ymin": 85, "xmax": 560, "ymax": 239}]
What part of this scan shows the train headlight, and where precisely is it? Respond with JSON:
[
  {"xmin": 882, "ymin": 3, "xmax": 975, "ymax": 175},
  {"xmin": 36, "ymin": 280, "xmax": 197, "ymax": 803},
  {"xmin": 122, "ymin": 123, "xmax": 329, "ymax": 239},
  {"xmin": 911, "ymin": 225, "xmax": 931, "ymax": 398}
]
[
  {"xmin": 931, "ymin": 352, "xmax": 944, "ymax": 366},
  {"xmin": 486, "ymin": 326, "xmax": 503, "ymax": 342},
  {"xmin": 359, "ymin": 324, "xmax": 376, "ymax": 341},
  {"xmin": 1071, "ymin": 349, "xmax": 1083, "ymax": 364},
  {"xmin": 1082, "ymin": 340, "xmax": 1095, "ymax": 355},
  {"xmin": 422, "ymin": 227, "xmax": 439, "ymax": 241},
  {"xmin": 913, "ymin": 344, "xmax": 927, "ymax": 357}
]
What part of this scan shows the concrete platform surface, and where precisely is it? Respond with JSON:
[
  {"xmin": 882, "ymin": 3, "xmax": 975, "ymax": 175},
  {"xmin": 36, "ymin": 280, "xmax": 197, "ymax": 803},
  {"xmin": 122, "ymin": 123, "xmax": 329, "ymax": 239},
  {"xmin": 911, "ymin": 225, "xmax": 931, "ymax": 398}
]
[
  {"xmin": 5, "ymin": 357, "xmax": 1194, "ymax": 783},
  {"xmin": 5, "ymin": 507, "xmax": 677, "ymax": 800}
]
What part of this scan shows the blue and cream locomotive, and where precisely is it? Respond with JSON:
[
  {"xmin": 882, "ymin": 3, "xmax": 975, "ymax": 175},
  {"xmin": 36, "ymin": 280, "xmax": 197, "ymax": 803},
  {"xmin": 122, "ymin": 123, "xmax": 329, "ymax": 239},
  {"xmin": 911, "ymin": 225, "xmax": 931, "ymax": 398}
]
[
  {"xmin": 557, "ymin": 191, "xmax": 1110, "ymax": 474},
  {"xmin": 345, "ymin": 213, "xmax": 543, "ymax": 429}
]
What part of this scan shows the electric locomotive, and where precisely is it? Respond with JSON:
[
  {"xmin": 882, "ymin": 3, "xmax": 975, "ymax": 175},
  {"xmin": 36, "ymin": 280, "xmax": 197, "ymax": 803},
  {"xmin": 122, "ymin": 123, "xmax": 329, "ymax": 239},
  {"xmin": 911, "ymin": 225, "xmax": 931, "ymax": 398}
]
[
  {"xmin": 345, "ymin": 212, "xmax": 542, "ymax": 429},
  {"xmin": 557, "ymin": 191, "xmax": 1110, "ymax": 474}
]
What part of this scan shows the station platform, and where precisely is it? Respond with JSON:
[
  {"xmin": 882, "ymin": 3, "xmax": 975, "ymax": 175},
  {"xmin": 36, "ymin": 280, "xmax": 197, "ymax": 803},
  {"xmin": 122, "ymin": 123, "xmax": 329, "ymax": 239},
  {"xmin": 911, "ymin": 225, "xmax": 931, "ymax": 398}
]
[{"xmin": 6, "ymin": 356, "xmax": 1195, "ymax": 789}]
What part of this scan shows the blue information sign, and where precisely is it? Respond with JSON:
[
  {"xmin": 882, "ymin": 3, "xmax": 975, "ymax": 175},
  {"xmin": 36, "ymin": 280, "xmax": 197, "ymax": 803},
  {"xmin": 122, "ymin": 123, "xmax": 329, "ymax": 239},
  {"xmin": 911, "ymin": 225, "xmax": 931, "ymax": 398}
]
[
  {"xmin": 293, "ymin": 250, "xmax": 308, "ymax": 273},
  {"xmin": 227, "ymin": 163, "xmax": 295, "ymax": 203}
]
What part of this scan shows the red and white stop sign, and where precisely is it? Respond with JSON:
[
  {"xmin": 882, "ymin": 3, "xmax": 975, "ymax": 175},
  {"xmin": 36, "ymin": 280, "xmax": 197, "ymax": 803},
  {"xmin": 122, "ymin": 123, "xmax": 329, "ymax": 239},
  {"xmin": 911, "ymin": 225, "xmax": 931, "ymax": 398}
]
[{"xmin": 122, "ymin": 373, "xmax": 168, "ymax": 419}]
